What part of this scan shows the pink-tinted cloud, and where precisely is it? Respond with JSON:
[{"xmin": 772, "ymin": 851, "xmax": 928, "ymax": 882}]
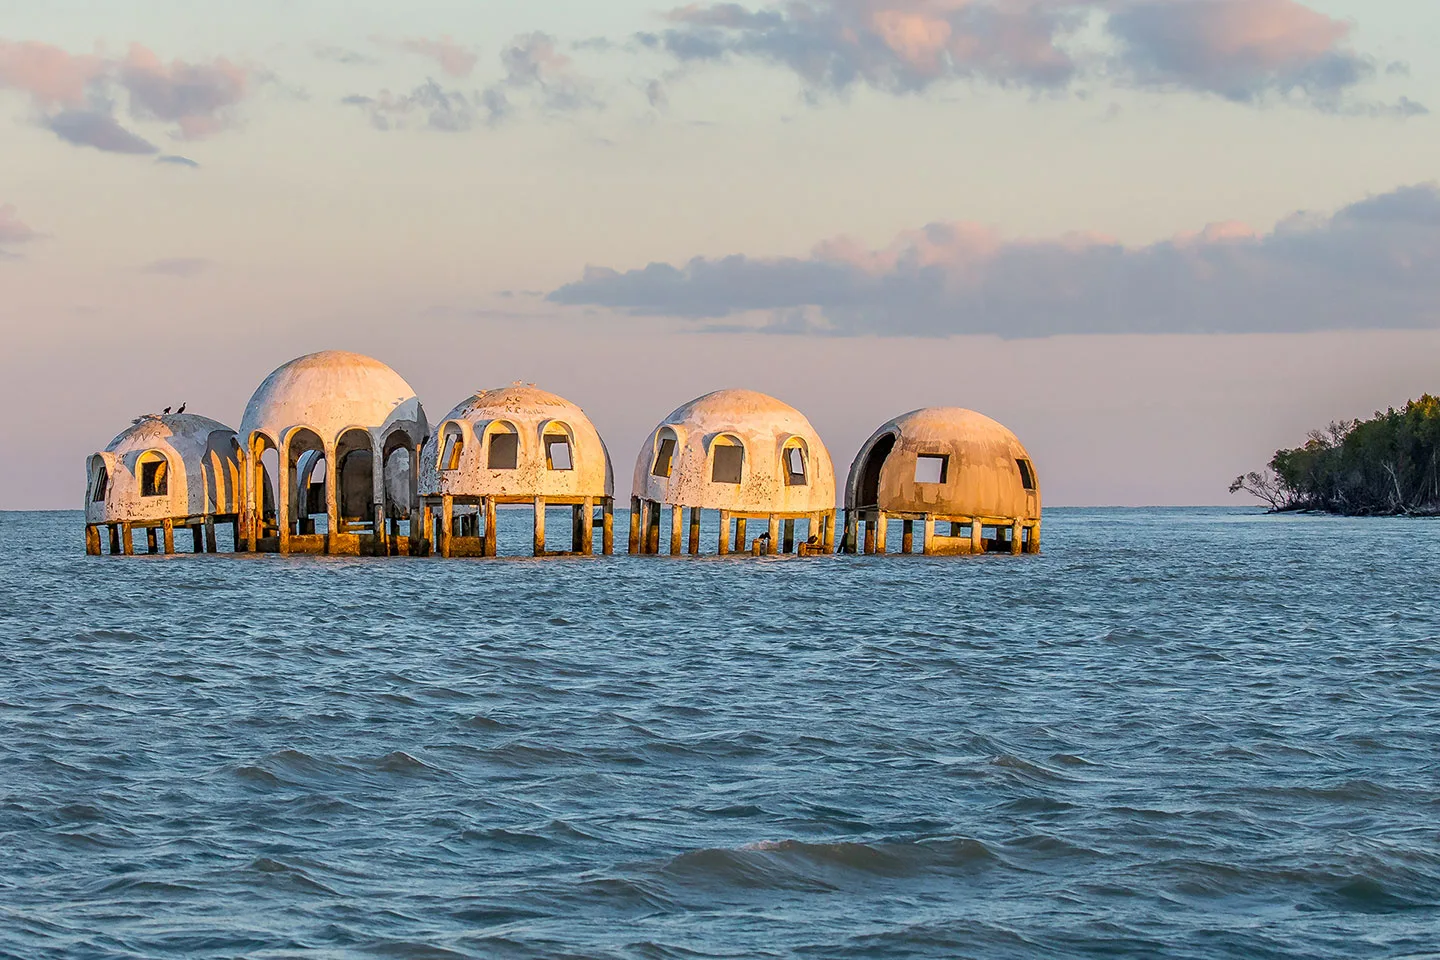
[
  {"xmin": 644, "ymin": 0, "xmax": 1412, "ymax": 111},
  {"xmin": 0, "ymin": 39, "xmax": 252, "ymax": 153},
  {"xmin": 0, "ymin": 204, "xmax": 39, "ymax": 252},
  {"xmin": 550, "ymin": 184, "xmax": 1440, "ymax": 337},
  {"xmin": 389, "ymin": 36, "xmax": 479, "ymax": 78}
]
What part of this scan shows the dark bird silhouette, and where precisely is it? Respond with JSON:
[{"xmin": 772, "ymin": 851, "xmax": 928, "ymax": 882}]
[
  {"xmin": 162, "ymin": 406, "xmax": 172, "ymax": 414},
  {"xmin": 176, "ymin": 402, "xmax": 187, "ymax": 414}
]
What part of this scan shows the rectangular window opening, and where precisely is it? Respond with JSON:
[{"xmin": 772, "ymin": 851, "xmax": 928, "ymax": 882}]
[
  {"xmin": 712, "ymin": 445, "xmax": 743, "ymax": 484},
  {"xmin": 140, "ymin": 460, "xmax": 168, "ymax": 497},
  {"xmin": 91, "ymin": 469, "xmax": 108, "ymax": 502},
  {"xmin": 545, "ymin": 435, "xmax": 573, "ymax": 471},
  {"xmin": 784, "ymin": 446, "xmax": 807, "ymax": 486},
  {"xmin": 1017, "ymin": 458, "xmax": 1035, "ymax": 491},
  {"xmin": 652, "ymin": 437, "xmax": 676, "ymax": 478},
  {"xmin": 488, "ymin": 433, "xmax": 519, "ymax": 470},
  {"xmin": 914, "ymin": 454, "xmax": 949, "ymax": 485},
  {"xmin": 442, "ymin": 434, "xmax": 464, "ymax": 471}
]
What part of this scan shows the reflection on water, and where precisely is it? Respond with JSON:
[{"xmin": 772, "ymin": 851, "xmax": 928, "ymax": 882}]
[{"xmin": 1, "ymin": 508, "xmax": 1438, "ymax": 958}]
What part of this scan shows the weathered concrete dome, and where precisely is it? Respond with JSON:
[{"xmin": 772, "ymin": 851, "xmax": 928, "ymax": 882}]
[
  {"xmin": 418, "ymin": 385, "xmax": 613, "ymax": 499},
  {"xmin": 633, "ymin": 389, "xmax": 835, "ymax": 513},
  {"xmin": 85, "ymin": 413, "xmax": 241, "ymax": 524},
  {"xmin": 846, "ymin": 407, "xmax": 1040, "ymax": 520},
  {"xmin": 239, "ymin": 350, "xmax": 425, "ymax": 447}
]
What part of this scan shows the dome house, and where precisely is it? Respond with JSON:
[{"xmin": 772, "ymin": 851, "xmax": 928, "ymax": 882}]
[
  {"xmin": 84, "ymin": 413, "xmax": 242, "ymax": 555},
  {"xmin": 238, "ymin": 351, "xmax": 428, "ymax": 555},
  {"xmin": 415, "ymin": 385, "xmax": 615, "ymax": 557},
  {"xmin": 842, "ymin": 408, "xmax": 1041, "ymax": 555},
  {"xmin": 631, "ymin": 389, "xmax": 837, "ymax": 555}
]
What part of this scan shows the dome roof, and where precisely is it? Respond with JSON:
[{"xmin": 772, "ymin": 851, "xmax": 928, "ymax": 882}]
[
  {"xmin": 418, "ymin": 384, "xmax": 613, "ymax": 499},
  {"xmin": 105, "ymin": 412, "xmax": 235, "ymax": 456},
  {"xmin": 239, "ymin": 350, "xmax": 425, "ymax": 446},
  {"xmin": 633, "ymin": 388, "xmax": 836, "ymax": 513},
  {"xmin": 845, "ymin": 406, "xmax": 1040, "ymax": 520},
  {"xmin": 87, "ymin": 412, "xmax": 241, "ymax": 524}
]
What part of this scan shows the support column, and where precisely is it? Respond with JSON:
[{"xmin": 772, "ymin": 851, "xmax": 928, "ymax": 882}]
[
  {"xmin": 629, "ymin": 496, "xmax": 642, "ymax": 554},
  {"xmin": 670, "ymin": 505, "xmax": 683, "ymax": 555},
  {"xmin": 844, "ymin": 510, "xmax": 858, "ymax": 554},
  {"xmin": 874, "ymin": 511, "xmax": 888, "ymax": 554},
  {"xmin": 440, "ymin": 494, "xmax": 454, "ymax": 558},
  {"xmin": 146, "ymin": 527, "xmax": 159, "ymax": 555},
  {"xmin": 85, "ymin": 525, "xmax": 101, "ymax": 556},
  {"xmin": 109, "ymin": 524, "xmax": 121, "ymax": 556},
  {"xmin": 191, "ymin": 524, "xmax": 203, "ymax": 553},
  {"xmin": 481, "ymin": 498, "xmax": 496, "ymax": 557},
  {"xmin": 718, "ymin": 510, "xmax": 730, "ymax": 555},
  {"xmin": 970, "ymin": 518, "xmax": 984, "ymax": 554},
  {"xmin": 572, "ymin": 504, "xmax": 584, "ymax": 554},
  {"xmin": 1010, "ymin": 520, "xmax": 1023, "ymax": 555},
  {"xmin": 901, "ymin": 519, "xmax": 914, "ymax": 555},
  {"xmin": 767, "ymin": 515, "xmax": 780, "ymax": 555},
  {"xmin": 646, "ymin": 501, "xmax": 661, "ymax": 554},
  {"xmin": 324, "ymin": 443, "xmax": 340, "ymax": 555},
  {"xmin": 279, "ymin": 447, "xmax": 294, "ymax": 555},
  {"xmin": 922, "ymin": 516, "xmax": 936, "ymax": 556},
  {"xmin": 863, "ymin": 515, "xmax": 876, "ymax": 554},
  {"xmin": 205, "ymin": 518, "xmax": 218, "ymax": 553},
  {"xmin": 602, "ymin": 499, "xmax": 614, "ymax": 555},
  {"xmin": 783, "ymin": 518, "xmax": 795, "ymax": 554},
  {"xmin": 826, "ymin": 510, "xmax": 838, "ymax": 552},
  {"xmin": 122, "ymin": 523, "xmax": 134, "ymax": 556},
  {"xmin": 246, "ymin": 444, "xmax": 261, "ymax": 551},
  {"xmin": 420, "ymin": 500, "xmax": 434, "ymax": 556},
  {"xmin": 735, "ymin": 517, "xmax": 748, "ymax": 553},
  {"xmin": 533, "ymin": 496, "xmax": 546, "ymax": 556},
  {"xmin": 581, "ymin": 497, "xmax": 595, "ymax": 556},
  {"xmin": 1027, "ymin": 523, "xmax": 1041, "ymax": 554},
  {"xmin": 688, "ymin": 506, "xmax": 701, "ymax": 555}
]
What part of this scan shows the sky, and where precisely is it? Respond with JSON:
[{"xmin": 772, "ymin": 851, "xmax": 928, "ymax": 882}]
[{"xmin": 5, "ymin": 0, "xmax": 1440, "ymax": 509}]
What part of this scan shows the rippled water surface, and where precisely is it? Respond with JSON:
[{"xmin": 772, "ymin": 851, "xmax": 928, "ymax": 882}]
[{"xmin": 2, "ymin": 508, "xmax": 1439, "ymax": 959}]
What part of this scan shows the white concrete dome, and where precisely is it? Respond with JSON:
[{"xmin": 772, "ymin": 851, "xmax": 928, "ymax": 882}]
[
  {"xmin": 418, "ymin": 385, "xmax": 613, "ymax": 499},
  {"xmin": 85, "ymin": 413, "xmax": 241, "ymax": 524},
  {"xmin": 239, "ymin": 350, "xmax": 426, "ymax": 448},
  {"xmin": 845, "ymin": 407, "xmax": 1040, "ymax": 520},
  {"xmin": 633, "ymin": 389, "xmax": 836, "ymax": 513}
]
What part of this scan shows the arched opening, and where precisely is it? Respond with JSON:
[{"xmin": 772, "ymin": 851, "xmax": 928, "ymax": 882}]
[
  {"xmin": 287, "ymin": 428, "xmax": 326, "ymax": 535},
  {"xmin": 542, "ymin": 421, "xmax": 575, "ymax": 471},
  {"xmin": 486, "ymin": 421, "xmax": 519, "ymax": 470},
  {"xmin": 138, "ymin": 451, "xmax": 170, "ymax": 498},
  {"xmin": 336, "ymin": 428, "xmax": 376, "ymax": 529},
  {"xmin": 383, "ymin": 432, "xmax": 415, "ymax": 523},
  {"xmin": 439, "ymin": 423, "xmax": 465, "ymax": 471},
  {"xmin": 259, "ymin": 445, "xmax": 279, "ymax": 522},
  {"xmin": 857, "ymin": 433, "xmax": 896, "ymax": 508},
  {"xmin": 710, "ymin": 435, "xmax": 744, "ymax": 485},
  {"xmin": 652, "ymin": 427, "xmax": 679, "ymax": 478},
  {"xmin": 783, "ymin": 439, "xmax": 808, "ymax": 487},
  {"xmin": 91, "ymin": 460, "xmax": 109, "ymax": 503}
]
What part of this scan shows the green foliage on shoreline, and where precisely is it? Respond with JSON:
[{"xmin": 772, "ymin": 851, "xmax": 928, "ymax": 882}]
[{"xmin": 1231, "ymin": 395, "xmax": 1440, "ymax": 515}]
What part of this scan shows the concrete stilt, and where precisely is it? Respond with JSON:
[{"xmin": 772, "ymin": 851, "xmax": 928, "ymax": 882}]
[
  {"xmin": 581, "ymin": 497, "xmax": 595, "ymax": 556},
  {"xmin": 629, "ymin": 496, "xmax": 642, "ymax": 554},
  {"xmin": 688, "ymin": 507, "xmax": 701, "ymax": 555},
  {"xmin": 901, "ymin": 519, "xmax": 914, "ymax": 555},
  {"xmin": 602, "ymin": 499, "xmax": 614, "ymax": 555},
  {"xmin": 718, "ymin": 510, "xmax": 730, "ymax": 555},
  {"xmin": 534, "ymin": 496, "xmax": 546, "ymax": 556},
  {"xmin": 484, "ymin": 497, "xmax": 498, "ymax": 557},
  {"xmin": 670, "ymin": 505, "xmax": 683, "ymax": 555},
  {"xmin": 874, "ymin": 512, "xmax": 887, "ymax": 554},
  {"xmin": 109, "ymin": 524, "xmax": 122, "ymax": 556},
  {"xmin": 440, "ymin": 495, "xmax": 454, "ymax": 558},
  {"xmin": 783, "ymin": 518, "xmax": 795, "ymax": 554}
]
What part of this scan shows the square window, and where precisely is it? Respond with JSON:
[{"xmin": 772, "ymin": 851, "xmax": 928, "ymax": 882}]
[
  {"xmin": 652, "ymin": 437, "xmax": 676, "ymax": 478},
  {"xmin": 488, "ymin": 433, "xmax": 518, "ymax": 470},
  {"xmin": 914, "ymin": 454, "xmax": 948, "ymax": 484},
  {"xmin": 712, "ymin": 445, "xmax": 743, "ymax": 484},
  {"xmin": 141, "ymin": 459, "xmax": 168, "ymax": 497},
  {"xmin": 545, "ymin": 435, "xmax": 573, "ymax": 470}
]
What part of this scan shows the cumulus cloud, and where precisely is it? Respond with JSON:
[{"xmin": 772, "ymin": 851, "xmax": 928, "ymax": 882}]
[
  {"xmin": 0, "ymin": 39, "xmax": 252, "ymax": 154},
  {"xmin": 549, "ymin": 183, "xmax": 1440, "ymax": 338},
  {"xmin": 344, "ymin": 31, "xmax": 601, "ymax": 132},
  {"xmin": 0, "ymin": 204, "xmax": 39, "ymax": 257},
  {"xmin": 642, "ymin": 0, "xmax": 1412, "ymax": 111}
]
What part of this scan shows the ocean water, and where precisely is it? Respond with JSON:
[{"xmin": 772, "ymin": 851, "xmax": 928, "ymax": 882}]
[{"xmin": 2, "ymin": 507, "xmax": 1438, "ymax": 959}]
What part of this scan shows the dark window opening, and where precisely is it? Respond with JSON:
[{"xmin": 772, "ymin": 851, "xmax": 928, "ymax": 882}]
[
  {"xmin": 545, "ymin": 434, "xmax": 573, "ymax": 470},
  {"xmin": 857, "ymin": 433, "xmax": 896, "ymax": 507},
  {"xmin": 784, "ymin": 446, "xmax": 807, "ymax": 486},
  {"xmin": 141, "ymin": 459, "xmax": 169, "ymax": 497},
  {"xmin": 488, "ymin": 432, "xmax": 518, "ymax": 470},
  {"xmin": 1017, "ymin": 458, "xmax": 1035, "ymax": 491},
  {"xmin": 306, "ymin": 482, "xmax": 326, "ymax": 516},
  {"xmin": 712, "ymin": 444, "xmax": 743, "ymax": 484},
  {"xmin": 652, "ymin": 437, "xmax": 676, "ymax": 478},
  {"xmin": 91, "ymin": 465, "xmax": 108, "ymax": 502},
  {"xmin": 915, "ymin": 454, "xmax": 949, "ymax": 485},
  {"xmin": 442, "ymin": 433, "xmax": 464, "ymax": 471}
]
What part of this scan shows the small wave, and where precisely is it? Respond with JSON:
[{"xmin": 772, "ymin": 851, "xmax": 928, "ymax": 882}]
[
  {"xmin": 369, "ymin": 751, "xmax": 448, "ymax": 776},
  {"xmin": 657, "ymin": 837, "xmax": 996, "ymax": 891}
]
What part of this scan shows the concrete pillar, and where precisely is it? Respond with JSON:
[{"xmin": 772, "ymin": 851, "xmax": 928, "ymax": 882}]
[
  {"xmin": 646, "ymin": 501, "xmax": 661, "ymax": 554},
  {"xmin": 688, "ymin": 507, "xmax": 701, "ymax": 555},
  {"xmin": 629, "ymin": 496, "xmax": 642, "ymax": 554},
  {"xmin": 572, "ymin": 504, "xmax": 585, "ymax": 553},
  {"xmin": 85, "ymin": 525, "xmax": 101, "ymax": 556},
  {"xmin": 191, "ymin": 524, "xmax": 203, "ymax": 553},
  {"xmin": 901, "ymin": 519, "xmax": 914, "ymax": 554},
  {"xmin": 718, "ymin": 510, "xmax": 730, "ymax": 555},
  {"xmin": 324, "ymin": 444, "xmax": 340, "ymax": 555},
  {"xmin": 1011, "ymin": 520, "xmax": 1023, "ymax": 555},
  {"xmin": 581, "ymin": 497, "xmax": 595, "ymax": 556},
  {"xmin": 863, "ymin": 516, "xmax": 876, "ymax": 554},
  {"xmin": 670, "ymin": 504, "xmax": 683, "ymax": 555},
  {"xmin": 970, "ymin": 519, "xmax": 984, "ymax": 554},
  {"xmin": 108, "ymin": 524, "xmax": 121, "ymax": 556},
  {"xmin": 827, "ymin": 510, "xmax": 838, "ymax": 552},
  {"xmin": 533, "ymin": 496, "xmax": 546, "ymax": 556},
  {"xmin": 602, "ymin": 499, "xmax": 614, "ymax": 555},
  {"xmin": 844, "ymin": 510, "xmax": 858, "ymax": 554},
  {"xmin": 440, "ymin": 494, "xmax": 454, "ymax": 558},
  {"xmin": 922, "ymin": 516, "xmax": 936, "ymax": 556},
  {"xmin": 146, "ymin": 527, "xmax": 159, "ymax": 555},
  {"xmin": 278, "ymin": 446, "xmax": 293, "ymax": 555},
  {"xmin": 246, "ymin": 443, "xmax": 261, "ymax": 551},
  {"xmin": 783, "ymin": 518, "xmax": 795, "ymax": 554},
  {"xmin": 1028, "ymin": 523, "xmax": 1041, "ymax": 554},
  {"xmin": 122, "ymin": 523, "xmax": 134, "ymax": 556},
  {"xmin": 484, "ymin": 497, "xmax": 498, "ymax": 557},
  {"xmin": 735, "ymin": 517, "xmax": 748, "ymax": 553},
  {"xmin": 767, "ymin": 515, "xmax": 779, "ymax": 555},
  {"xmin": 205, "ymin": 518, "xmax": 218, "ymax": 553},
  {"xmin": 874, "ymin": 511, "xmax": 888, "ymax": 554}
]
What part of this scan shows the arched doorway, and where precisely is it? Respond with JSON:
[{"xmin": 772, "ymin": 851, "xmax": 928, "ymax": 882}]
[
  {"xmin": 857, "ymin": 433, "xmax": 896, "ymax": 508},
  {"xmin": 336, "ymin": 429, "xmax": 375, "ymax": 531}
]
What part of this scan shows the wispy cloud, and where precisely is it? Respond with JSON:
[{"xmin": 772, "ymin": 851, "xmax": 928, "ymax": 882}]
[
  {"xmin": 550, "ymin": 184, "xmax": 1440, "ymax": 338},
  {"xmin": 0, "ymin": 39, "xmax": 253, "ymax": 155},
  {"xmin": 155, "ymin": 154, "xmax": 199, "ymax": 167},
  {"xmin": 384, "ymin": 35, "xmax": 478, "ymax": 78},
  {"xmin": 0, "ymin": 204, "xmax": 39, "ymax": 257},
  {"xmin": 140, "ymin": 257, "xmax": 212, "ymax": 277},
  {"xmin": 640, "ymin": 0, "xmax": 1416, "ymax": 113}
]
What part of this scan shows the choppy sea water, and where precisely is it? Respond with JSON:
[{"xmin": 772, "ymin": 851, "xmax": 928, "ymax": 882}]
[{"xmin": 2, "ymin": 507, "xmax": 1438, "ymax": 959}]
